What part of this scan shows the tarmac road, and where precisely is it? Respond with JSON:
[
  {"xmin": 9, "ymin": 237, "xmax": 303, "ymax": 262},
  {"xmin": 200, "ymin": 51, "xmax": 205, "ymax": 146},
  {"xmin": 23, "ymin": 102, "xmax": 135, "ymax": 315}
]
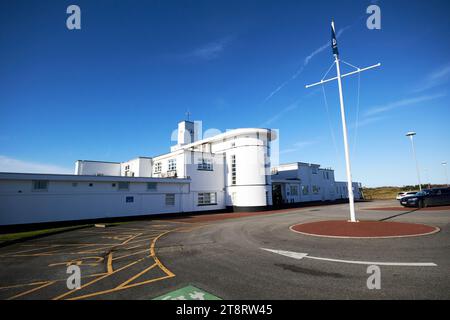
[{"xmin": 0, "ymin": 200, "xmax": 449, "ymax": 299}]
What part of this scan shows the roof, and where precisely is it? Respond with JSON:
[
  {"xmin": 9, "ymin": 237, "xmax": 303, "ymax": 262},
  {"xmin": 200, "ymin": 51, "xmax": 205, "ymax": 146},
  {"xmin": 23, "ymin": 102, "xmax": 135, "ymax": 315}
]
[
  {"xmin": 177, "ymin": 128, "xmax": 276, "ymax": 150},
  {"xmin": 0, "ymin": 172, "xmax": 190, "ymax": 184},
  {"xmin": 275, "ymin": 162, "xmax": 322, "ymax": 168}
]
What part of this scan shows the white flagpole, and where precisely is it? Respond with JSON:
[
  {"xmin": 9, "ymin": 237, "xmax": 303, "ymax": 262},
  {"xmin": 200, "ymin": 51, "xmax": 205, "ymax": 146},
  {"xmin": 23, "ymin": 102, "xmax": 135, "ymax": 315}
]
[
  {"xmin": 332, "ymin": 20, "xmax": 357, "ymax": 222},
  {"xmin": 305, "ymin": 20, "xmax": 380, "ymax": 222}
]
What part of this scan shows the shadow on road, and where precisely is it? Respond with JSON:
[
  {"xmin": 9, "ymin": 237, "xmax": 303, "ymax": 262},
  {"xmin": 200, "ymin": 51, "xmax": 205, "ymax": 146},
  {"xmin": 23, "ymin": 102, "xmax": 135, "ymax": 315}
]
[{"xmin": 378, "ymin": 208, "xmax": 420, "ymax": 221}]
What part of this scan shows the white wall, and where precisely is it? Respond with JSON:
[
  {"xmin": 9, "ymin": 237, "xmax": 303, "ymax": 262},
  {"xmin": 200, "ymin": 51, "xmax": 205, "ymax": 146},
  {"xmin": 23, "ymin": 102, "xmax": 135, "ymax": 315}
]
[
  {"xmin": 0, "ymin": 174, "xmax": 193, "ymax": 225},
  {"xmin": 121, "ymin": 157, "xmax": 152, "ymax": 177},
  {"xmin": 211, "ymin": 132, "xmax": 272, "ymax": 207},
  {"xmin": 272, "ymin": 162, "xmax": 361, "ymax": 203},
  {"xmin": 75, "ymin": 161, "xmax": 121, "ymax": 176}
]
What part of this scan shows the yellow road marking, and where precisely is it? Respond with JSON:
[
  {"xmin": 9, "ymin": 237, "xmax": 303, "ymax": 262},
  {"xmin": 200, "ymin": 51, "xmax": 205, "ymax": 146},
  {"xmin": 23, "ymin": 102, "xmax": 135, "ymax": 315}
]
[
  {"xmin": 116, "ymin": 263, "xmax": 157, "ymax": 288},
  {"xmin": 7, "ymin": 281, "xmax": 56, "ymax": 300},
  {"xmin": 112, "ymin": 249, "xmax": 149, "ymax": 261},
  {"xmin": 66, "ymin": 275, "xmax": 174, "ymax": 300},
  {"xmin": 2, "ymin": 225, "xmax": 181, "ymax": 300},
  {"xmin": 48, "ymin": 256, "xmax": 104, "ymax": 268},
  {"xmin": 107, "ymin": 252, "xmax": 113, "ymax": 274},
  {"xmin": 149, "ymin": 230, "xmax": 175, "ymax": 277}
]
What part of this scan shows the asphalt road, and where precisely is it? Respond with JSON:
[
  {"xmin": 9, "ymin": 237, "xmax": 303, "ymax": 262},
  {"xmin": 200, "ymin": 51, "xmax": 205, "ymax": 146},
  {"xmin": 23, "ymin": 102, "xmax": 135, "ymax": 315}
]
[{"xmin": 0, "ymin": 200, "xmax": 449, "ymax": 299}]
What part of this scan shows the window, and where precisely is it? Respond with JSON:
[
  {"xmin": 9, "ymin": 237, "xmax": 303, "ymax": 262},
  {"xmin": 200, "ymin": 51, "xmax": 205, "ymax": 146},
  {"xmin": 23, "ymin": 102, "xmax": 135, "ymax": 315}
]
[
  {"xmin": 147, "ymin": 182, "xmax": 157, "ymax": 191},
  {"xmin": 72, "ymin": 182, "xmax": 78, "ymax": 187},
  {"xmin": 198, "ymin": 158, "xmax": 213, "ymax": 171},
  {"xmin": 33, "ymin": 180, "xmax": 48, "ymax": 191},
  {"xmin": 326, "ymin": 171, "xmax": 329, "ymax": 180},
  {"xmin": 89, "ymin": 183, "xmax": 94, "ymax": 187},
  {"xmin": 165, "ymin": 193, "xmax": 175, "ymax": 206},
  {"xmin": 302, "ymin": 185, "xmax": 309, "ymax": 195},
  {"xmin": 126, "ymin": 196, "xmax": 134, "ymax": 203},
  {"xmin": 124, "ymin": 164, "xmax": 133, "ymax": 177},
  {"xmin": 231, "ymin": 155, "xmax": 236, "ymax": 185},
  {"xmin": 154, "ymin": 162, "xmax": 162, "ymax": 174},
  {"xmin": 312, "ymin": 186, "xmax": 320, "ymax": 194},
  {"xmin": 198, "ymin": 192, "xmax": 217, "ymax": 206},
  {"xmin": 168, "ymin": 159, "xmax": 177, "ymax": 172},
  {"xmin": 290, "ymin": 185, "xmax": 299, "ymax": 196},
  {"xmin": 312, "ymin": 167, "xmax": 318, "ymax": 174},
  {"xmin": 118, "ymin": 182, "xmax": 129, "ymax": 190}
]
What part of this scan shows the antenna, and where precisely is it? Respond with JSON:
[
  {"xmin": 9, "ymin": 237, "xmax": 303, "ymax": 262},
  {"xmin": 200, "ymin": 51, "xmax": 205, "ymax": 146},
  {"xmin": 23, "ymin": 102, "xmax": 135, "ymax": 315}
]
[{"xmin": 305, "ymin": 20, "xmax": 381, "ymax": 223}]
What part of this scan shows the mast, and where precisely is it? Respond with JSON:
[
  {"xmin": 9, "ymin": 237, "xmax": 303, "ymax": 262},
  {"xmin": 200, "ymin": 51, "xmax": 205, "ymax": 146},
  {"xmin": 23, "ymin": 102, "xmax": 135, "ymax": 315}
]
[{"xmin": 305, "ymin": 20, "xmax": 381, "ymax": 223}]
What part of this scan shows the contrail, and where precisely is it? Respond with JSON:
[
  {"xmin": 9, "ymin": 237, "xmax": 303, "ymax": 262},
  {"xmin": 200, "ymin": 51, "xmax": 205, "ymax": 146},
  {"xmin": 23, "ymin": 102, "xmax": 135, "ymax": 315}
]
[{"xmin": 263, "ymin": 26, "xmax": 350, "ymax": 103}]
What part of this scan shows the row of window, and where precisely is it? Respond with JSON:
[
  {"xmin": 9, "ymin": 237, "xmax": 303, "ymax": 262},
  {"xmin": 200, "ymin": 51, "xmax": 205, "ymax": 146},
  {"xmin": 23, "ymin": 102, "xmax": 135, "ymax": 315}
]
[
  {"xmin": 198, "ymin": 192, "xmax": 217, "ymax": 205},
  {"xmin": 285, "ymin": 185, "xmax": 321, "ymax": 196},
  {"xmin": 31, "ymin": 180, "xmax": 158, "ymax": 192},
  {"xmin": 231, "ymin": 155, "xmax": 236, "ymax": 185},
  {"xmin": 31, "ymin": 181, "xmax": 219, "ymax": 208},
  {"xmin": 198, "ymin": 158, "xmax": 213, "ymax": 171},
  {"xmin": 286, "ymin": 184, "xmax": 350, "ymax": 196},
  {"xmin": 166, "ymin": 192, "xmax": 217, "ymax": 206},
  {"xmin": 154, "ymin": 158, "xmax": 215, "ymax": 174}
]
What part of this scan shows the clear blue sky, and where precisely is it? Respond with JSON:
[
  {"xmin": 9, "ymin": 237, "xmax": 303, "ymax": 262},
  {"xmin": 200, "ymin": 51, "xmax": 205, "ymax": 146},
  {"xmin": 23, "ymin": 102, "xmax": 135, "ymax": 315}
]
[{"xmin": 0, "ymin": 0, "xmax": 449, "ymax": 187}]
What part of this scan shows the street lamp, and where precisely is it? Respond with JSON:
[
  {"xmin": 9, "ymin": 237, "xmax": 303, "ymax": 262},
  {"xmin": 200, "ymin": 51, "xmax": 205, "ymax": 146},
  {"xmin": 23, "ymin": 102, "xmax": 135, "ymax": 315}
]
[
  {"xmin": 442, "ymin": 161, "xmax": 448, "ymax": 186},
  {"xmin": 406, "ymin": 131, "xmax": 422, "ymax": 191}
]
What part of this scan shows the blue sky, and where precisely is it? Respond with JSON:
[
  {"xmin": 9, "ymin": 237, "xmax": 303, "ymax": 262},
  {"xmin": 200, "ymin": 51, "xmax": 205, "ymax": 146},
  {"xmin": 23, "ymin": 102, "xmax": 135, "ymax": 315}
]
[{"xmin": 0, "ymin": 0, "xmax": 449, "ymax": 187}]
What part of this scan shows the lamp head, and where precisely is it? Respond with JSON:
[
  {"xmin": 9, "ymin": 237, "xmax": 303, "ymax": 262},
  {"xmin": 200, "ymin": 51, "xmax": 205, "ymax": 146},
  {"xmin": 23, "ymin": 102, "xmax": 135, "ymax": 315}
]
[{"xmin": 406, "ymin": 131, "xmax": 416, "ymax": 137}]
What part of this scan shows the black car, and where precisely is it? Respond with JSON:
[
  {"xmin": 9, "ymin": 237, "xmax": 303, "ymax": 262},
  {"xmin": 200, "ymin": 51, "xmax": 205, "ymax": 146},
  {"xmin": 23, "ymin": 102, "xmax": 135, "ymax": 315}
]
[{"xmin": 400, "ymin": 187, "xmax": 450, "ymax": 208}]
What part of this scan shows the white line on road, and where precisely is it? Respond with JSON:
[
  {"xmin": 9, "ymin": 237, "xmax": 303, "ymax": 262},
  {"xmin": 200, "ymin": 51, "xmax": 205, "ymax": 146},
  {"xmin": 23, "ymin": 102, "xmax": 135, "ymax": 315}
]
[{"xmin": 261, "ymin": 248, "xmax": 437, "ymax": 267}]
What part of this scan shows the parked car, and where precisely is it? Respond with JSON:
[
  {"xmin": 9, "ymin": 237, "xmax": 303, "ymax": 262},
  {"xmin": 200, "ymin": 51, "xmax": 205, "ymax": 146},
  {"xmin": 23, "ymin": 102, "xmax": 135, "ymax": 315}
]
[
  {"xmin": 396, "ymin": 191, "xmax": 418, "ymax": 200},
  {"xmin": 400, "ymin": 188, "xmax": 450, "ymax": 208}
]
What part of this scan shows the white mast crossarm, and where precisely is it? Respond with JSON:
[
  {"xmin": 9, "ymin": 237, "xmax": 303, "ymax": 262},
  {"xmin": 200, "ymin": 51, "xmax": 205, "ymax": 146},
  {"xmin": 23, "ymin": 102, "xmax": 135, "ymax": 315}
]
[
  {"xmin": 305, "ymin": 63, "xmax": 381, "ymax": 89},
  {"xmin": 305, "ymin": 20, "xmax": 381, "ymax": 223}
]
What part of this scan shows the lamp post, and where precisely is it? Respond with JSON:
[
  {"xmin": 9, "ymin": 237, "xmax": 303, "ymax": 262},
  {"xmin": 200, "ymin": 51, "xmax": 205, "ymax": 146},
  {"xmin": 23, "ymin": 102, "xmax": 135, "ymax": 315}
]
[
  {"xmin": 406, "ymin": 132, "xmax": 421, "ymax": 191},
  {"xmin": 442, "ymin": 161, "xmax": 448, "ymax": 186}
]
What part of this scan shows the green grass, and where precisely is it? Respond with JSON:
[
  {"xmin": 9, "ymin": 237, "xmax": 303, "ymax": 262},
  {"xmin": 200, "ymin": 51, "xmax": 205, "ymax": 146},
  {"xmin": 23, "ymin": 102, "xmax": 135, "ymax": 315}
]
[
  {"xmin": 362, "ymin": 187, "xmax": 403, "ymax": 200},
  {"xmin": 362, "ymin": 184, "xmax": 446, "ymax": 200},
  {"xmin": 0, "ymin": 220, "xmax": 136, "ymax": 245},
  {"xmin": 0, "ymin": 225, "xmax": 90, "ymax": 244},
  {"xmin": 362, "ymin": 186, "xmax": 421, "ymax": 200}
]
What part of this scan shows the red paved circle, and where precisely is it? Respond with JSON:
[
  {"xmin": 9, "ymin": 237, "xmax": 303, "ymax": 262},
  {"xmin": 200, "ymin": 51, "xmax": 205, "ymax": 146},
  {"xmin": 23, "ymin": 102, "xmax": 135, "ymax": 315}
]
[{"xmin": 290, "ymin": 220, "xmax": 439, "ymax": 238}]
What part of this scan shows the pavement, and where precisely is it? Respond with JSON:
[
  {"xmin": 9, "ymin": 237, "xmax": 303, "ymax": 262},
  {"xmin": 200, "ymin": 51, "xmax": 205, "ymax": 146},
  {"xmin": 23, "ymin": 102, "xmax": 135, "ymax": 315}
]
[
  {"xmin": 0, "ymin": 200, "xmax": 449, "ymax": 300},
  {"xmin": 290, "ymin": 220, "xmax": 439, "ymax": 238}
]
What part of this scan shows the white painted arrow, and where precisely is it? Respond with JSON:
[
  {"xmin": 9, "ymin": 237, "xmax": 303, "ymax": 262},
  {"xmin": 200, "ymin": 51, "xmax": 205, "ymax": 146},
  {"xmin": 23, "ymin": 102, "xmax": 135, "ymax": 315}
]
[{"xmin": 261, "ymin": 248, "xmax": 437, "ymax": 267}]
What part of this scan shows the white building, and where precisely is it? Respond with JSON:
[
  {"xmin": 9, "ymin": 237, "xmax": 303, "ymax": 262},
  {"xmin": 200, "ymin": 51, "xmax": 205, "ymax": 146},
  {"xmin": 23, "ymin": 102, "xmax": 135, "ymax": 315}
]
[
  {"xmin": 271, "ymin": 162, "xmax": 362, "ymax": 205},
  {"xmin": 0, "ymin": 120, "xmax": 362, "ymax": 226}
]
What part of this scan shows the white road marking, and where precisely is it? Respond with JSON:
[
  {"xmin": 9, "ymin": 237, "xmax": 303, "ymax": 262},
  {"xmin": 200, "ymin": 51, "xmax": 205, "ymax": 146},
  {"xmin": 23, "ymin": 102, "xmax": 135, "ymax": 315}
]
[{"xmin": 261, "ymin": 248, "xmax": 437, "ymax": 267}]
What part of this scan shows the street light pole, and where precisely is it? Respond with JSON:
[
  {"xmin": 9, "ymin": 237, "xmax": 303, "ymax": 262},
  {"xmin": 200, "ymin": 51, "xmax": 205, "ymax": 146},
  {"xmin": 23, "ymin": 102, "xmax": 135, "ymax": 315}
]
[
  {"xmin": 406, "ymin": 132, "xmax": 422, "ymax": 191},
  {"xmin": 442, "ymin": 161, "xmax": 448, "ymax": 186}
]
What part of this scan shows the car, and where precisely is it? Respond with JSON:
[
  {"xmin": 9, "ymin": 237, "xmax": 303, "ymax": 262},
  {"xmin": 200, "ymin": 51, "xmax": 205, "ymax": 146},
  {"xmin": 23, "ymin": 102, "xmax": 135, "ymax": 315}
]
[
  {"xmin": 400, "ymin": 187, "xmax": 450, "ymax": 208},
  {"xmin": 396, "ymin": 191, "xmax": 418, "ymax": 200}
]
